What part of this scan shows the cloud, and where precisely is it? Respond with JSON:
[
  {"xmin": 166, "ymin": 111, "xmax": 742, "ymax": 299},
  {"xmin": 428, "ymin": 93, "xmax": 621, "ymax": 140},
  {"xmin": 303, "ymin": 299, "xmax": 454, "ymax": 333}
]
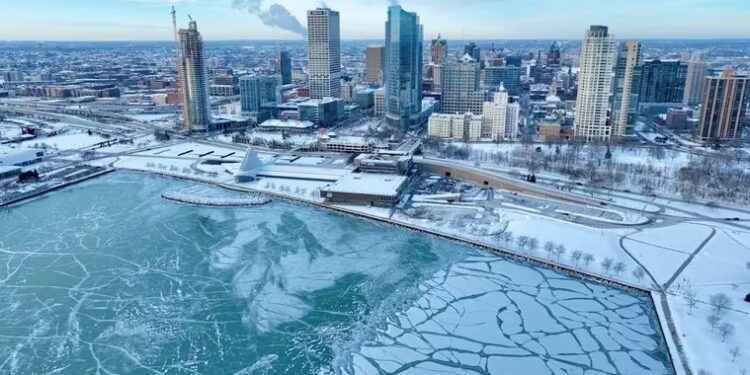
[{"xmin": 231, "ymin": 0, "xmax": 307, "ymax": 38}]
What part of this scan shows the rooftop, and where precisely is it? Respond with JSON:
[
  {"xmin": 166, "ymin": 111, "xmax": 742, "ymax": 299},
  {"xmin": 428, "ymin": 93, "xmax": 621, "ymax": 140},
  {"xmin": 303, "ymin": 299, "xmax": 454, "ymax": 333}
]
[{"xmin": 323, "ymin": 173, "xmax": 408, "ymax": 197}]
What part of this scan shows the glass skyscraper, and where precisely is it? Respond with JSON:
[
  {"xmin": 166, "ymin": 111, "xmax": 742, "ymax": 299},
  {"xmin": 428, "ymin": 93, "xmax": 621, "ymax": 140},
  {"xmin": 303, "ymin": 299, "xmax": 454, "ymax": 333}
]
[{"xmin": 384, "ymin": 5, "xmax": 423, "ymax": 131}]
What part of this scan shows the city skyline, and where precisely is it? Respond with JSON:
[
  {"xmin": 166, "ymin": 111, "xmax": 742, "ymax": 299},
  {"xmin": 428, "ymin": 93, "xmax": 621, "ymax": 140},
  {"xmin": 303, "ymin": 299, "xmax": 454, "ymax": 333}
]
[{"xmin": 1, "ymin": 0, "xmax": 749, "ymax": 41}]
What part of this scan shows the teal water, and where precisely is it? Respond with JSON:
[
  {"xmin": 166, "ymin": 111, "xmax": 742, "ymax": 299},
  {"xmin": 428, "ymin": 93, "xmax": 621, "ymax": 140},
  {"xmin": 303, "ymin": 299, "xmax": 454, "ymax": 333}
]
[{"xmin": 0, "ymin": 173, "xmax": 673, "ymax": 374}]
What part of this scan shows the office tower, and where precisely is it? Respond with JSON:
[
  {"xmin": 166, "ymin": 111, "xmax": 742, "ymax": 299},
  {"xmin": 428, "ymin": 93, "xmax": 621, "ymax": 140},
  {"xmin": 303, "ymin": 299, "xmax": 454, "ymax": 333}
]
[
  {"xmin": 178, "ymin": 19, "xmax": 212, "ymax": 131},
  {"xmin": 442, "ymin": 55, "xmax": 485, "ymax": 115},
  {"xmin": 430, "ymin": 34, "xmax": 448, "ymax": 64},
  {"xmin": 464, "ymin": 42, "xmax": 481, "ymax": 63},
  {"xmin": 483, "ymin": 66, "xmax": 524, "ymax": 95},
  {"xmin": 276, "ymin": 50, "xmax": 292, "ymax": 85},
  {"xmin": 612, "ymin": 41, "xmax": 642, "ymax": 137},
  {"xmin": 482, "ymin": 86, "xmax": 509, "ymax": 140},
  {"xmin": 637, "ymin": 59, "xmax": 688, "ymax": 104},
  {"xmin": 365, "ymin": 45, "xmax": 385, "ymax": 84},
  {"xmin": 307, "ymin": 7, "xmax": 341, "ymax": 99},
  {"xmin": 239, "ymin": 75, "xmax": 280, "ymax": 122},
  {"xmin": 574, "ymin": 25, "xmax": 616, "ymax": 141},
  {"xmin": 694, "ymin": 70, "xmax": 749, "ymax": 142},
  {"xmin": 684, "ymin": 52, "xmax": 709, "ymax": 105},
  {"xmin": 384, "ymin": 5, "xmax": 423, "ymax": 130},
  {"xmin": 547, "ymin": 41, "xmax": 562, "ymax": 67}
]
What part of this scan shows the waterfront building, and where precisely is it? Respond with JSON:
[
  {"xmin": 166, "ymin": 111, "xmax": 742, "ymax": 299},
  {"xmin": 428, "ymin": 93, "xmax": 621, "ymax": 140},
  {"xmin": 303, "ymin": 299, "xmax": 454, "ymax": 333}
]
[
  {"xmin": 177, "ymin": 19, "xmax": 212, "ymax": 131},
  {"xmin": 307, "ymin": 7, "xmax": 341, "ymax": 99},
  {"xmin": 573, "ymin": 25, "xmax": 616, "ymax": 141},
  {"xmin": 384, "ymin": 5, "xmax": 423, "ymax": 130},
  {"xmin": 694, "ymin": 70, "xmax": 749, "ymax": 142},
  {"xmin": 612, "ymin": 41, "xmax": 642, "ymax": 137}
]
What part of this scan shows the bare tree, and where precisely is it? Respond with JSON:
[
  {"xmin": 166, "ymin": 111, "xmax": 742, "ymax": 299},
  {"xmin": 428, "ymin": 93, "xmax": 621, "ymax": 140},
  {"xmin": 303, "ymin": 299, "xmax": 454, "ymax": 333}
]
[
  {"xmin": 613, "ymin": 261, "xmax": 626, "ymax": 276},
  {"xmin": 544, "ymin": 241, "xmax": 555, "ymax": 259},
  {"xmin": 632, "ymin": 267, "xmax": 646, "ymax": 283},
  {"xmin": 601, "ymin": 258, "xmax": 613, "ymax": 274},
  {"xmin": 718, "ymin": 322, "xmax": 735, "ymax": 342},
  {"xmin": 709, "ymin": 293, "xmax": 733, "ymax": 316},
  {"xmin": 554, "ymin": 245, "xmax": 566, "ymax": 261},
  {"xmin": 517, "ymin": 236, "xmax": 530, "ymax": 251},
  {"xmin": 730, "ymin": 346, "xmax": 740, "ymax": 362},
  {"xmin": 719, "ymin": 322, "xmax": 734, "ymax": 342},
  {"xmin": 707, "ymin": 314, "xmax": 721, "ymax": 331},
  {"xmin": 582, "ymin": 253, "xmax": 595, "ymax": 269},
  {"xmin": 570, "ymin": 250, "xmax": 583, "ymax": 267},
  {"xmin": 528, "ymin": 238, "xmax": 539, "ymax": 255},
  {"xmin": 685, "ymin": 289, "xmax": 698, "ymax": 315}
]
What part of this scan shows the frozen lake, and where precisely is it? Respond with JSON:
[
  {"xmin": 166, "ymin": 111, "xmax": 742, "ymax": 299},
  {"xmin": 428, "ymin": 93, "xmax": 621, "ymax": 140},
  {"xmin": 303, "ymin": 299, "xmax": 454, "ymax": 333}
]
[{"xmin": 0, "ymin": 173, "xmax": 673, "ymax": 374}]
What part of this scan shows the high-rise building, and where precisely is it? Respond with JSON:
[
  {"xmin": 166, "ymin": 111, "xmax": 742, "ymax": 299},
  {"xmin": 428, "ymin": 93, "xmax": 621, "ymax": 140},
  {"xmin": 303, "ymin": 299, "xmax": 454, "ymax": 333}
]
[
  {"xmin": 276, "ymin": 50, "xmax": 292, "ymax": 85},
  {"xmin": 694, "ymin": 70, "xmax": 749, "ymax": 142},
  {"xmin": 430, "ymin": 34, "xmax": 448, "ymax": 64},
  {"xmin": 637, "ymin": 59, "xmax": 688, "ymax": 104},
  {"xmin": 307, "ymin": 7, "xmax": 341, "ymax": 99},
  {"xmin": 612, "ymin": 41, "xmax": 642, "ymax": 137},
  {"xmin": 442, "ymin": 54, "xmax": 485, "ymax": 115},
  {"xmin": 384, "ymin": 5, "xmax": 423, "ymax": 130},
  {"xmin": 574, "ymin": 25, "xmax": 616, "ymax": 141},
  {"xmin": 464, "ymin": 42, "xmax": 481, "ymax": 63},
  {"xmin": 365, "ymin": 45, "xmax": 385, "ymax": 84},
  {"xmin": 547, "ymin": 42, "xmax": 562, "ymax": 67},
  {"xmin": 483, "ymin": 66, "xmax": 524, "ymax": 95},
  {"xmin": 239, "ymin": 75, "xmax": 280, "ymax": 122},
  {"xmin": 177, "ymin": 19, "xmax": 211, "ymax": 131},
  {"xmin": 683, "ymin": 52, "xmax": 708, "ymax": 105}
]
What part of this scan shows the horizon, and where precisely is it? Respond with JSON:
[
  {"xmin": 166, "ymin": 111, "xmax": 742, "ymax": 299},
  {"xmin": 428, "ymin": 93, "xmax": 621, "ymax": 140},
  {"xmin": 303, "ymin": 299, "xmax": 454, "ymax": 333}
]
[{"xmin": 1, "ymin": 0, "xmax": 749, "ymax": 41}]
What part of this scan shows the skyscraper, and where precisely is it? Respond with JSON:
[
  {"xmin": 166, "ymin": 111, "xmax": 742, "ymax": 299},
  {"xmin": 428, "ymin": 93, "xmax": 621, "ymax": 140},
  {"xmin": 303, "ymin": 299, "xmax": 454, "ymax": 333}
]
[
  {"xmin": 365, "ymin": 45, "xmax": 385, "ymax": 85},
  {"xmin": 430, "ymin": 34, "xmax": 448, "ymax": 64},
  {"xmin": 574, "ymin": 25, "xmax": 616, "ymax": 141},
  {"xmin": 442, "ymin": 54, "xmax": 485, "ymax": 115},
  {"xmin": 637, "ymin": 59, "xmax": 688, "ymax": 104},
  {"xmin": 307, "ymin": 7, "xmax": 341, "ymax": 99},
  {"xmin": 683, "ymin": 52, "xmax": 709, "ymax": 105},
  {"xmin": 695, "ymin": 70, "xmax": 749, "ymax": 142},
  {"xmin": 547, "ymin": 41, "xmax": 562, "ymax": 67},
  {"xmin": 612, "ymin": 41, "xmax": 642, "ymax": 137},
  {"xmin": 384, "ymin": 5, "xmax": 423, "ymax": 130},
  {"xmin": 483, "ymin": 66, "xmax": 524, "ymax": 95},
  {"xmin": 276, "ymin": 50, "xmax": 292, "ymax": 85},
  {"xmin": 177, "ymin": 19, "xmax": 211, "ymax": 131}
]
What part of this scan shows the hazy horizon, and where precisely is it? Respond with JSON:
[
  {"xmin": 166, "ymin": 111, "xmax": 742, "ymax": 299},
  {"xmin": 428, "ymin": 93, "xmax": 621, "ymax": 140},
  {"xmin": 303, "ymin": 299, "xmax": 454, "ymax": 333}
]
[{"xmin": 1, "ymin": 0, "xmax": 749, "ymax": 42}]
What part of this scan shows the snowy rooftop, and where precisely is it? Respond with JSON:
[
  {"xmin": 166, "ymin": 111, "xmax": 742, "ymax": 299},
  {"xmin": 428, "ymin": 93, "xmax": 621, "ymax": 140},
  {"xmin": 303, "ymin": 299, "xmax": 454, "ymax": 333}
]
[
  {"xmin": 322, "ymin": 173, "xmax": 407, "ymax": 197},
  {"xmin": 259, "ymin": 119, "xmax": 314, "ymax": 129}
]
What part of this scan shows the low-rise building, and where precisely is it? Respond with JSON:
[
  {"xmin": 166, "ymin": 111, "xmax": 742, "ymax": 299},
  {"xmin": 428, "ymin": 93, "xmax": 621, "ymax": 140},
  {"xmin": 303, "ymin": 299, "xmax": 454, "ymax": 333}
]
[
  {"xmin": 354, "ymin": 153, "xmax": 413, "ymax": 175},
  {"xmin": 320, "ymin": 173, "xmax": 409, "ymax": 207},
  {"xmin": 428, "ymin": 112, "xmax": 482, "ymax": 141},
  {"xmin": 257, "ymin": 119, "xmax": 314, "ymax": 133}
]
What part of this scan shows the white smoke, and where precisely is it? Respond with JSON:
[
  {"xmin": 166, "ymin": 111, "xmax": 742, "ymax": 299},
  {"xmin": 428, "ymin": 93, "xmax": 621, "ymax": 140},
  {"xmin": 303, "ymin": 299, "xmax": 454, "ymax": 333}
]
[{"xmin": 231, "ymin": 0, "xmax": 307, "ymax": 38}]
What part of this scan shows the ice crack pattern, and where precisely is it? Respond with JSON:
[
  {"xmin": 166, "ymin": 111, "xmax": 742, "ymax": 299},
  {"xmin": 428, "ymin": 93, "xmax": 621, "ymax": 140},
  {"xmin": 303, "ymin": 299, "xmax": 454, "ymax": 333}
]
[{"xmin": 0, "ymin": 173, "xmax": 673, "ymax": 374}]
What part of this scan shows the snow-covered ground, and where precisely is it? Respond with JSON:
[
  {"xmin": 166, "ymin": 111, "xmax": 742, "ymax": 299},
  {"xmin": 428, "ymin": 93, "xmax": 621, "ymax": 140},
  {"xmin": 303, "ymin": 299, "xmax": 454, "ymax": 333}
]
[{"xmin": 15, "ymin": 131, "xmax": 108, "ymax": 150}]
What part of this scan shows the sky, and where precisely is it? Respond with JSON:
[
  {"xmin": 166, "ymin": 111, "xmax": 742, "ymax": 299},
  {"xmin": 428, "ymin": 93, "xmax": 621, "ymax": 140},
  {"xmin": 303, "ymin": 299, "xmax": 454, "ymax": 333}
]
[{"xmin": 0, "ymin": 0, "xmax": 749, "ymax": 41}]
